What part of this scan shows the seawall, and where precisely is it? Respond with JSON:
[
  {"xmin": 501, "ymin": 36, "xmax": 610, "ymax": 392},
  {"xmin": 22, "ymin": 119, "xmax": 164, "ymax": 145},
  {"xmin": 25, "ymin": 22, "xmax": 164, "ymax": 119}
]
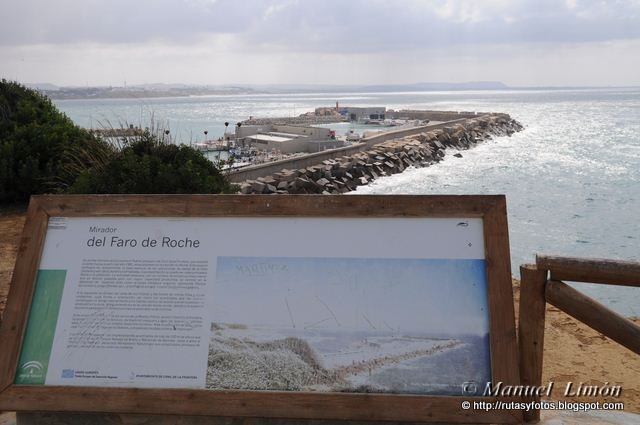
[
  {"xmin": 233, "ymin": 113, "xmax": 523, "ymax": 194},
  {"xmin": 228, "ymin": 117, "xmax": 481, "ymax": 183}
]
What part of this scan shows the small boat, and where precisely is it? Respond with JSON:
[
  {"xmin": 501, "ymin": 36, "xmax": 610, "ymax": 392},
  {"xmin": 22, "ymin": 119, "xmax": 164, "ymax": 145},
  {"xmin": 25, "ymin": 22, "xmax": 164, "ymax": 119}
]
[
  {"xmin": 195, "ymin": 140, "xmax": 229, "ymax": 152},
  {"xmin": 345, "ymin": 130, "xmax": 361, "ymax": 142}
]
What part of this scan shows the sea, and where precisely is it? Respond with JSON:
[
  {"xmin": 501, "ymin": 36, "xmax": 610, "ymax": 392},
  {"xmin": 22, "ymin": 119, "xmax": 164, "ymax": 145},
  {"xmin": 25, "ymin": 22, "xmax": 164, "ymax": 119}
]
[{"xmin": 54, "ymin": 88, "xmax": 640, "ymax": 317}]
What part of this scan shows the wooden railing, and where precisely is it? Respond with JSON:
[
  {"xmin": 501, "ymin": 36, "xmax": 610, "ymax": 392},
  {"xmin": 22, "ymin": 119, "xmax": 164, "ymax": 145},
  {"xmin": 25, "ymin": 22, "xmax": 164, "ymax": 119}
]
[{"xmin": 519, "ymin": 255, "xmax": 640, "ymax": 423}]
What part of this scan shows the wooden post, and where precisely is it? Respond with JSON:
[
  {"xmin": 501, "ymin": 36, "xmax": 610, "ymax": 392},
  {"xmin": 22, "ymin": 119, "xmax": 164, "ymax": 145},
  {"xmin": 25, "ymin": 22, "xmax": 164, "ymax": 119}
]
[
  {"xmin": 537, "ymin": 255, "xmax": 640, "ymax": 287},
  {"xmin": 518, "ymin": 264, "xmax": 547, "ymax": 424},
  {"xmin": 546, "ymin": 280, "xmax": 640, "ymax": 355}
]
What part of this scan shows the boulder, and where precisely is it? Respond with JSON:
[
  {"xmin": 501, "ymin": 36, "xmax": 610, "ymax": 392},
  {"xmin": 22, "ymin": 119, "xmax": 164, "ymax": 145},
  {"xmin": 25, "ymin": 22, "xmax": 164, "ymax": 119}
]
[
  {"xmin": 316, "ymin": 178, "xmax": 330, "ymax": 187},
  {"xmin": 250, "ymin": 180, "xmax": 266, "ymax": 193},
  {"xmin": 259, "ymin": 176, "xmax": 277, "ymax": 185},
  {"xmin": 295, "ymin": 177, "xmax": 312, "ymax": 189},
  {"xmin": 239, "ymin": 183, "xmax": 252, "ymax": 194}
]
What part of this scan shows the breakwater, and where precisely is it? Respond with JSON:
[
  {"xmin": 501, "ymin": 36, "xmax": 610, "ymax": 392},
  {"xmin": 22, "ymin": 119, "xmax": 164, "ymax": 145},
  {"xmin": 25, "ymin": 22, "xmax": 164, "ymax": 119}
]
[{"xmin": 237, "ymin": 113, "xmax": 523, "ymax": 194}]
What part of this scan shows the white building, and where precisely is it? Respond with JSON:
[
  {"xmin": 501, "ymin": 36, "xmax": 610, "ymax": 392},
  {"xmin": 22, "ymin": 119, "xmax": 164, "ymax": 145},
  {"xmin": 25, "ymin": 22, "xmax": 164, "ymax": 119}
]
[
  {"xmin": 236, "ymin": 124, "xmax": 344, "ymax": 153},
  {"xmin": 338, "ymin": 106, "xmax": 387, "ymax": 122}
]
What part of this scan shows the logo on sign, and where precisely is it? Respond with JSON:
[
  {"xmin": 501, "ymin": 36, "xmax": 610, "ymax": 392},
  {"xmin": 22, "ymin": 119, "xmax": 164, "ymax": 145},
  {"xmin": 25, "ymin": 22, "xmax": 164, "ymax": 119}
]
[
  {"xmin": 21, "ymin": 360, "xmax": 43, "ymax": 374},
  {"xmin": 62, "ymin": 369, "xmax": 75, "ymax": 378},
  {"xmin": 20, "ymin": 360, "xmax": 44, "ymax": 379}
]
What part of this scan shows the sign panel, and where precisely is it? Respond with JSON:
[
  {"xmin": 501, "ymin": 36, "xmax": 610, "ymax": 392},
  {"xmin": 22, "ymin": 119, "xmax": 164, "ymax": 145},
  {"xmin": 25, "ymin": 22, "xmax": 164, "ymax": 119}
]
[
  {"xmin": 17, "ymin": 216, "xmax": 490, "ymax": 394},
  {"xmin": 0, "ymin": 195, "xmax": 521, "ymax": 424}
]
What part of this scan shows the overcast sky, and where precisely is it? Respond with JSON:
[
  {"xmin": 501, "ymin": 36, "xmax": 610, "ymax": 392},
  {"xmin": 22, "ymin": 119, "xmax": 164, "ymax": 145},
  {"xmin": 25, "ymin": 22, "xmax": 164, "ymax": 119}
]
[{"xmin": 2, "ymin": 0, "xmax": 640, "ymax": 87}]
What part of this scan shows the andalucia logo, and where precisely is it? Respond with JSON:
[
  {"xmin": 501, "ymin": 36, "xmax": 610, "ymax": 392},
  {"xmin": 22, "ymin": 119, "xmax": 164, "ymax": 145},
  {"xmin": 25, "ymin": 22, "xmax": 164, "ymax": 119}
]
[
  {"xmin": 14, "ymin": 269, "xmax": 67, "ymax": 385},
  {"xmin": 16, "ymin": 360, "xmax": 45, "ymax": 384}
]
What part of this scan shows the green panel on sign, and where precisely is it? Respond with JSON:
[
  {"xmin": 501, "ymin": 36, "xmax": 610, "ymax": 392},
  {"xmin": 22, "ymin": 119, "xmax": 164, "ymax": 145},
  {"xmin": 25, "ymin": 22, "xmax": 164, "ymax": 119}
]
[{"xmin": 15, "ymin": 270, "xmax": 66, "ymax": 385}]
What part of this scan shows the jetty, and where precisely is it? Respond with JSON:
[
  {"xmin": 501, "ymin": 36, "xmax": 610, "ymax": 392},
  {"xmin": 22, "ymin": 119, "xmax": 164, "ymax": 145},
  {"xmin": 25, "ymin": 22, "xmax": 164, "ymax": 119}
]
[
  {"xmin": 230, "ymin": 111, "xmax": 523, "ymax": 194},
  {"xmin": 89, "ymin": 127, "xmax": 144, "ymax": 138}
]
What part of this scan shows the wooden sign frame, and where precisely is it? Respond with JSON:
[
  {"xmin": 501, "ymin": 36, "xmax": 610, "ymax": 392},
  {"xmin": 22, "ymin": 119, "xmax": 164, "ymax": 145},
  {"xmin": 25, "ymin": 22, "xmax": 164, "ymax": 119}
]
[{"xmin": 0, "ymin": 194, "xmax": 522, "ymax": 424}]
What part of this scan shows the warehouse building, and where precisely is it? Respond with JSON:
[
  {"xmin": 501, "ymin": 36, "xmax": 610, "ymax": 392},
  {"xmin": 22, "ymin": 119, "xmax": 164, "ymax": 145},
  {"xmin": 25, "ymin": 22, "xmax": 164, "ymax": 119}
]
[
  {"xmin": 338, "ymin": 106, "xmax": 387, "ymax": 122},
  {"xmin": 236, "ymin": 124, "xmax": 344, "ymax": 154}
]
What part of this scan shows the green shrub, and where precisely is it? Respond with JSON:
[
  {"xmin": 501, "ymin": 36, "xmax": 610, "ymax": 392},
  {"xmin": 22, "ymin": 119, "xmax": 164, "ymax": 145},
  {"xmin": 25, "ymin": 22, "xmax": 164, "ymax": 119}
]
[
  {"xmin": 0, "ymin": 79, "xmax": 234, "ymax": 199},
  {"xmin": 69, "ymin": 133, "xmax": 235, "ymax": 194},
  {"xmin": 0, "ymin": 79, "xmax": 101, "ymax": 201}
]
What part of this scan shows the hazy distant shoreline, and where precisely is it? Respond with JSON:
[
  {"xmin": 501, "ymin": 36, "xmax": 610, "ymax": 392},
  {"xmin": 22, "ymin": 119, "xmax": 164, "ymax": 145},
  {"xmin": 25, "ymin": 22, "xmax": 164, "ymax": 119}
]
[
  {"xmin": 43, "ymin": 87, "xmax": 262, "ymax": 101},
  {"xmin": 30, "ymin": 80, "xmax": 640, "ymax": 101},
  {"xmin": 32, "ymin": 81, "xmax": 516, "ymax": 100}
]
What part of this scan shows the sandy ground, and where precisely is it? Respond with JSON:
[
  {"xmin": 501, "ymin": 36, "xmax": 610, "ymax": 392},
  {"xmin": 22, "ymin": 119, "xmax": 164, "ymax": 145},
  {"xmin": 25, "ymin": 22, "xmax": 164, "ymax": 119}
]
[
  {"xmin": 512, "ymin": 281, "xmax": 640, "ymax": 413},
  {"xmin": 0, "ymin": 205, "xmax": 638, "ymax": 424},
  {"xmin": 0, "ymin": 205, "xmax": 26, "ymax": 323}
]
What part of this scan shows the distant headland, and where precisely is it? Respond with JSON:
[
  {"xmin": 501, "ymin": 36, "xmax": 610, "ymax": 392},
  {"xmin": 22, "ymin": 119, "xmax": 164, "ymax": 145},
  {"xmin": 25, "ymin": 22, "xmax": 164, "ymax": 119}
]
[{"xmin": 28, "ymin": 81, "xmax": 509, "ymax": 100}]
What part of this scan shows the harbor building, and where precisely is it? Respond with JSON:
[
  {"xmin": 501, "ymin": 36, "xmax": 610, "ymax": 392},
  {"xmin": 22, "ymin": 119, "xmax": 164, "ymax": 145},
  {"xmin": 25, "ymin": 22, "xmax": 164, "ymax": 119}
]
[
  {"xmin": 338, "ymin": 106, "xmax": 387, "ymax": 122},
  {"xmin": 235, "ymin": 124, "xmax": 344, "ymax": 154}
]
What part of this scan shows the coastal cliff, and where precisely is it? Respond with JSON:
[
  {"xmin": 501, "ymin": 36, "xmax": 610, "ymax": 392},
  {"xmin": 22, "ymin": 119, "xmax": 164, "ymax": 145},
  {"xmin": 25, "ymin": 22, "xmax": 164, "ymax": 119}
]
[{"xmin": 237, "ymin": 113, "xmax": 523, "ymax": 195}]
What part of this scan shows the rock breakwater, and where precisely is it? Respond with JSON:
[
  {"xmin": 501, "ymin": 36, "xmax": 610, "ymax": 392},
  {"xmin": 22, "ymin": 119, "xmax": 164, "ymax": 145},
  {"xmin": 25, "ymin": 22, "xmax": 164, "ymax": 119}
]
[{"xmin": 238, "ymin": 114, "xmax": 523, "ymax": 194}]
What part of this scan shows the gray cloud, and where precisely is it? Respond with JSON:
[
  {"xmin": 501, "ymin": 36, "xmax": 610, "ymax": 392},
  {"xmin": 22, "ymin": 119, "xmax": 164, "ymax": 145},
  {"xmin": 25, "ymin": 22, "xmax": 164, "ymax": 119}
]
[
  {"xmin": 241, "ymin": 0, "xmax": 640, "ymax": 52},
  {"xmin": 1, "ymin": 0, "xmax": 265, "ymax": 45},
  {"xmin": 2, "ymin": 0, "xmax": 640, "ymax": 87},
  {"xmin": 2, "ymin": 0, "xmax": 639, "ymax": 50}
]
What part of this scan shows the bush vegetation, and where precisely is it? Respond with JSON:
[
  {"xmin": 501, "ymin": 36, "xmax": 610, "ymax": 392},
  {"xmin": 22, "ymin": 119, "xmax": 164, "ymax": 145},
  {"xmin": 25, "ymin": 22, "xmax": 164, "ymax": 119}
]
[
  {"xmin": 0, "ymin": 79, "xmax": 100, "ymax": 201},
  {"xmin": 0, "ymin": 80, "xmax": 234, "ymax": 201},
  {"xmin": 69, "ymin": 132, "xmax": 234, "ymax": 194}
]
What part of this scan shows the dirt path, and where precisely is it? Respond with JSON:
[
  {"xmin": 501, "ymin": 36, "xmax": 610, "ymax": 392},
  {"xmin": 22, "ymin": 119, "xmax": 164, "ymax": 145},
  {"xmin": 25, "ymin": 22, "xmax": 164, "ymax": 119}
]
[
  {"xmin": 0, "ymin": 205, "xmax": 26, "ymax": 322},
  {"xmin": 513, "ymin": 280, "xmax": 640, "ymax": 412},
  {"xmin": 0, "ymin": 204, "xmax": 26, "ymax": 425}
]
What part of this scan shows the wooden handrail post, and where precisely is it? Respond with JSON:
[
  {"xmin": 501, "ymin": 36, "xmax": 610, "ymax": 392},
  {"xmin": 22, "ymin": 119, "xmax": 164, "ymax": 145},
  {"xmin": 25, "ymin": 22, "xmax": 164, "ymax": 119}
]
[
  {"xmin": 546, "ymin": 280, "xmax": 640, "ymax": 355},
  {"xmin": 518, "ymin": 264, "xmax": 548, "ymax": 423},
  {"xmin": 537, "ymin": 255, "xmax": 640, "ymax": 287}
]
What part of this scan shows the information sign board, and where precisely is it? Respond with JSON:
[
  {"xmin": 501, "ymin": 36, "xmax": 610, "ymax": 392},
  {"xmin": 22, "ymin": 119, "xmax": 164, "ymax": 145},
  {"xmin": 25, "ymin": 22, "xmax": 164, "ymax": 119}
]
[{"xmin": 0, "ymin": 195, "xmax": 522, "ymax": 424}]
